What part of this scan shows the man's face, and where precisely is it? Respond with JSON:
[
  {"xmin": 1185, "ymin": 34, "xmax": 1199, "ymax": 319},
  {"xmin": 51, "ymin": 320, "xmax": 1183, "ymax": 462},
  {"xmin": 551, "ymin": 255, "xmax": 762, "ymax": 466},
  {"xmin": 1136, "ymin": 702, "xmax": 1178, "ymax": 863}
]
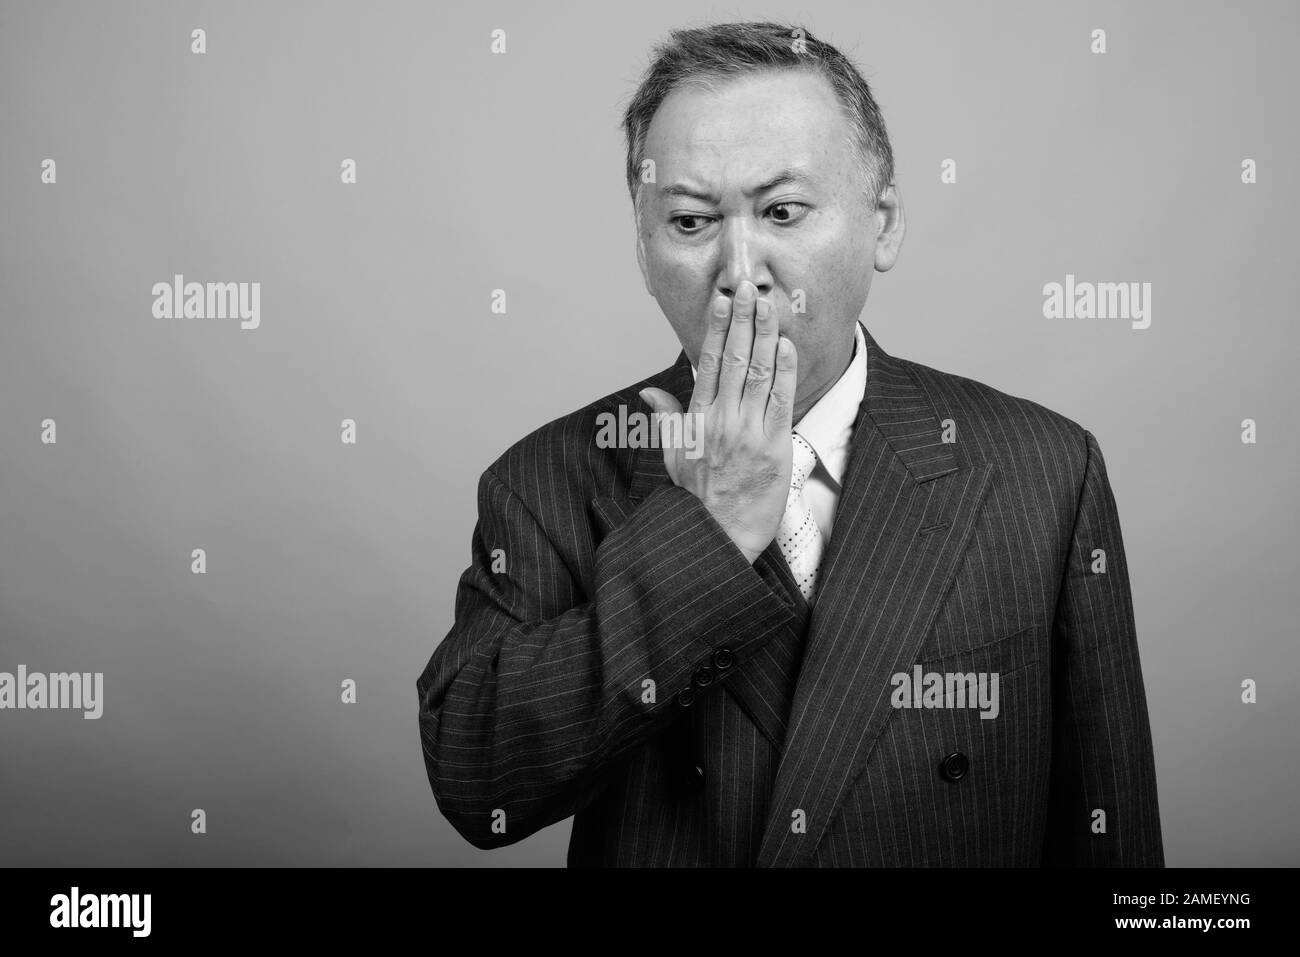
[{"xmin": 635, "ymin": 68, "xmax": 904, "ymax": 419}]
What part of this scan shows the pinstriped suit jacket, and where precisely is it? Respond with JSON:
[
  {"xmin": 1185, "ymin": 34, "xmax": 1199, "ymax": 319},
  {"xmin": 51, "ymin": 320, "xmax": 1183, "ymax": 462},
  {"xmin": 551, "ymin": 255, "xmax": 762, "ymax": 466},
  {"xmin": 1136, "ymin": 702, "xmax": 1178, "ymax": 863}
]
[{"xmin": 416, "ymin": 324, "xmax": 1164, "ymax": 867}]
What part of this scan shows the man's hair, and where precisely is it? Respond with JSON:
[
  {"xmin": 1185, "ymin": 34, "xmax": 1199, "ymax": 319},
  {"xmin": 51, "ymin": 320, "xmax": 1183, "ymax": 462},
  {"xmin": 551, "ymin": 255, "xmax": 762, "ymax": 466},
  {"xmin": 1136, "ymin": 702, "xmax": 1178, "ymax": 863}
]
[{"xmin": 620, "ymin": 21, "xmax": 895, "ymax": 219}]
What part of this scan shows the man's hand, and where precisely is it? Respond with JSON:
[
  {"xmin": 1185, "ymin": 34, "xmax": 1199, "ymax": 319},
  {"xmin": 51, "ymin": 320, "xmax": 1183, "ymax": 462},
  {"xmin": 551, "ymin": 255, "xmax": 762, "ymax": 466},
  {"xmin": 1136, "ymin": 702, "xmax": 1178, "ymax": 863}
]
[{"xmin": 640, "ymin": 280, "xmax": 796, "ymax": 564}]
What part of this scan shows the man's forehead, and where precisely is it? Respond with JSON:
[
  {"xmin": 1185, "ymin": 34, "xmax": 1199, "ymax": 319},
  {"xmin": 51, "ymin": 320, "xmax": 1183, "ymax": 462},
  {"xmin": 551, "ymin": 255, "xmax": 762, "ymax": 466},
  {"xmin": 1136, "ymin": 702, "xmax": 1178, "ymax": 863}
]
[
  {"xmin": 660, "ymin": 166, "xmax": 817, "ymax": 205},
  {"xmin": 643, "ymin": 70, "xmax": 850, "ymax": 200}
]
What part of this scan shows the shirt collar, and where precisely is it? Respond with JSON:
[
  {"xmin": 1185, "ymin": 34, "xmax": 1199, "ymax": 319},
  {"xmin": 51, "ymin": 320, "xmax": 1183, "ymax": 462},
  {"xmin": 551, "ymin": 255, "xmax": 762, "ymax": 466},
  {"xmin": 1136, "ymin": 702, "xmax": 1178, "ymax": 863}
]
[{"xmin": 688, "ymin": 320, "xmax": 868, "ymax": 490}]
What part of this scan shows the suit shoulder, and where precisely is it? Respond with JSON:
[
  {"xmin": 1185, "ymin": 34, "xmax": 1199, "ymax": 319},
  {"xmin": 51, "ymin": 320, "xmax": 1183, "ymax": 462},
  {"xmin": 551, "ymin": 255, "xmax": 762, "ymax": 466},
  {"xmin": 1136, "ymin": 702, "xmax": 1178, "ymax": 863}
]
[
  {"xmin": 897, "ymin": 355, "xmax": 1091, "ymax": 482},
  {"xmin": 480, "ymin": 363, "xmax": 676, "ymax": 503}
]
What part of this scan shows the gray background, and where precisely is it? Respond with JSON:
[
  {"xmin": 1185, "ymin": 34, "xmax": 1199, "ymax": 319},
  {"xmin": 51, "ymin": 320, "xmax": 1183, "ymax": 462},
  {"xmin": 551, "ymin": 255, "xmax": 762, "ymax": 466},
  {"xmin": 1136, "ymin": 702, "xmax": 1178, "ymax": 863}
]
[{"xmin": 1, "ymin": 0, "xmax": 1296, "ymax": 866}]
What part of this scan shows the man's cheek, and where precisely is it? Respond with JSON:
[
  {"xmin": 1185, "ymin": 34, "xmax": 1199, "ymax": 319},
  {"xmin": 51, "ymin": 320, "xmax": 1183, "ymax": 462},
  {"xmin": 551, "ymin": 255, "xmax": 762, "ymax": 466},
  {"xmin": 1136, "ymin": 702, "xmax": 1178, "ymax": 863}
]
[{"xmin": 653, "ymin": 269, "xmax": 704, "ymax": 317}]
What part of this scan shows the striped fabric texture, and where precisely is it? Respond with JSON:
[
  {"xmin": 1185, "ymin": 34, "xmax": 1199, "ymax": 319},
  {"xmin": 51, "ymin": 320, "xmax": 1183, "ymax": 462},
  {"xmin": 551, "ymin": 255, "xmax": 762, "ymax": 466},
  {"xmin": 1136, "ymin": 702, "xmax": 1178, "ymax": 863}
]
[{"xmin": 416, "ymin": 324, "xmax": 1164, "ymax": 867}]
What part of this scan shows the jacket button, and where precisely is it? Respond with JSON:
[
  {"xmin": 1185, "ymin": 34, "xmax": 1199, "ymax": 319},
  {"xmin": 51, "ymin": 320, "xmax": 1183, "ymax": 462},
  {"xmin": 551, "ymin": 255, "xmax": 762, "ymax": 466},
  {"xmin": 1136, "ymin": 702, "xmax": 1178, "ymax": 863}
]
[
  {"xmin": 676, "ymin": 687, "xmax": 696, "ymax": 708},
  {"xmin": 939, "ymin": 751, "xmax": 969, "ymax": 782},
  {"xmin": 712, "ymin": 647, "xmax": 734, "ymax": 670},
  {"xmin": 693, "ymin": 664, "xmax": 716, "ymax": 687}
]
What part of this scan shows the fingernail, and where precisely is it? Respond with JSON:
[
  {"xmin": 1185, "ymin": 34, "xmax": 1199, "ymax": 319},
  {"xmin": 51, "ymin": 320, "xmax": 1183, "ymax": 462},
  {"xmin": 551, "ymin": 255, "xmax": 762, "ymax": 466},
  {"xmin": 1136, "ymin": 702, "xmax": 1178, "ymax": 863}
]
[
  {"xmin": 712, "ymin": 295, "xmax": 729, "ymax": 318},
  {"xmin": 736, "ymin": 281, "xmax": 755, "ymax": 301}
]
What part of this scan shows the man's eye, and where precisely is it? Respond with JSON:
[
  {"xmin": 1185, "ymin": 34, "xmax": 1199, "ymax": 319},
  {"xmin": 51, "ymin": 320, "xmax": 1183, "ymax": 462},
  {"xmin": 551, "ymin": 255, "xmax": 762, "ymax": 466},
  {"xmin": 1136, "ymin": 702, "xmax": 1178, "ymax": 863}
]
[
  {"xmin": 767, "ymin": 201, "xmax": 809, "ymax": 224},
  {"xmin": 669, "ymin": 204, "xmax": 807, "ymax": 234},
  {"xmin": 671, "ymin": 214, "xmax": 712, "ymax": 234}
]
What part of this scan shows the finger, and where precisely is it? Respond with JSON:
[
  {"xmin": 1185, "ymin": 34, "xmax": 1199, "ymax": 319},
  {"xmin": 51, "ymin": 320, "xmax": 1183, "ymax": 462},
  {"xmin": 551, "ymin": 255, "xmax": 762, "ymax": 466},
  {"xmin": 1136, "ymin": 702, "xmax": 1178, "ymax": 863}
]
[
  {"xmin": 639, "ymin": 387, "xmax": 682, "ymax": 418},
  {"xmin": 739, "ymin": 296, "xmax": 780, "ymax": 430},
  {"xmin": 714, "ymin": 280, "xmax": 758, "ymax": 412},
  {"xmin": 688, "ymin": 293, "xmax": 733, "ymax": 413},
  {"xmin": 639, "ymin": 387, "xmax": 684, "ymax": 482},
  {"xmin": 764, "ymin": 335, "xmax": 797, "ymax": 438}
]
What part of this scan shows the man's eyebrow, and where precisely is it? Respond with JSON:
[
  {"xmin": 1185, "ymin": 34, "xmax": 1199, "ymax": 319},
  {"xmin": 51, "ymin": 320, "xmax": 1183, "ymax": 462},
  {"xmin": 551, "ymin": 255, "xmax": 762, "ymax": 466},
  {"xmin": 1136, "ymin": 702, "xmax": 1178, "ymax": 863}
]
[{"xmin": 659, "ymin": 167, "xmax": 813, "ymax": 204}]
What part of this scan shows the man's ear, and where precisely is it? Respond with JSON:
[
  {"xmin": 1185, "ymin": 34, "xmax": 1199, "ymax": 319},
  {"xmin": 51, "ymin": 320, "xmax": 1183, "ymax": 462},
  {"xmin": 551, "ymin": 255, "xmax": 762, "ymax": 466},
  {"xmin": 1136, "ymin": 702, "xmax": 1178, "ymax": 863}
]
[
  {"xmin": 636, "ymin": 232, "xmax": 654, "ymax": 296},
  {"xmin": 872, "ymin": 182, "xmax": 906, "ymax": 273},
  {"xmin": 634, "ymin": 198, "xmax": 655, "ymax": 297}
]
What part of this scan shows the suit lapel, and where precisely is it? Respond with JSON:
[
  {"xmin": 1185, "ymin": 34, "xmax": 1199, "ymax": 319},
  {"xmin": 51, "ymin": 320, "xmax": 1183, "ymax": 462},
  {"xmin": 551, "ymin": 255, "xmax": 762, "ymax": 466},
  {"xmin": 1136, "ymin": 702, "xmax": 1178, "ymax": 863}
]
[
  {"xmin": 754, "ymin": 326, "xmax": 997, "ymax": 867},
  {"xmin": 590, "ymin": 351, "xmax": 810, "ymax": 751}
]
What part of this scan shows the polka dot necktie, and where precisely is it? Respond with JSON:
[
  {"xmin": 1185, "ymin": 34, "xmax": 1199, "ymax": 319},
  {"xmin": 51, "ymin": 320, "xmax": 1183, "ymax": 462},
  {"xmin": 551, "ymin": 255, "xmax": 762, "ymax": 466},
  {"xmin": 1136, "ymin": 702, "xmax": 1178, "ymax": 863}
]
[{"xmin": 777, "ymin": 431, "xmax": 825, "ymax": 604}]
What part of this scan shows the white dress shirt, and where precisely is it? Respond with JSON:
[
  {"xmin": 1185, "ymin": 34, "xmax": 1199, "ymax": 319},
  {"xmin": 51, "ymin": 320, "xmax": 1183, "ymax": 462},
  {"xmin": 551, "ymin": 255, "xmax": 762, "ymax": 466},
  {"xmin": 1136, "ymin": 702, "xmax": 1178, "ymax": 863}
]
[{"xmin": 689, "ymin": 320, "xmax": 868, "ymax": 544}]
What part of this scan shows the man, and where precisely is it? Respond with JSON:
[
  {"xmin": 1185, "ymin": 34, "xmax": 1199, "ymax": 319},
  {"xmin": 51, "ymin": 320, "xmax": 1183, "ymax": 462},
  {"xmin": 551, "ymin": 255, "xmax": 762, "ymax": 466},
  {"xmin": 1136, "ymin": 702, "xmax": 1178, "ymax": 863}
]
[{"xmin": 416, "ymin": 21, "xmax": 1163, "ymax": 867}]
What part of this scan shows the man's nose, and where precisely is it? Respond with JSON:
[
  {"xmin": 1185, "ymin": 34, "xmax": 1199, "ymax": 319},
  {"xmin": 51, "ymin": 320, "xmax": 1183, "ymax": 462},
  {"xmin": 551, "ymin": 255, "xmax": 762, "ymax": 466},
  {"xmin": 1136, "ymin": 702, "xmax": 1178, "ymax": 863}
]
[{"xmin": 716, "ymin": 217, "xmax": 773, "ymax": 299}]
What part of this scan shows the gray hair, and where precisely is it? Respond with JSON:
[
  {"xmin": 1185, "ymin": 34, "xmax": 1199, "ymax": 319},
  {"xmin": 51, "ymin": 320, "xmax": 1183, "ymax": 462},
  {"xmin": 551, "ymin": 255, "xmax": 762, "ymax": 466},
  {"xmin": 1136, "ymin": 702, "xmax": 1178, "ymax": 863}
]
[{"xmin": 621, "ymin": 21, "xmax": 895, "ymax": 221}]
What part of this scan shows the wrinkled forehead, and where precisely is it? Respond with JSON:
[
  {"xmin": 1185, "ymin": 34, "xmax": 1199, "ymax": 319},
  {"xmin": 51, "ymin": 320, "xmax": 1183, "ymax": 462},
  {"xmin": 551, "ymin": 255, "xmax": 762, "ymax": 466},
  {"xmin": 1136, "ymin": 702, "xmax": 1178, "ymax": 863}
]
[{"xmin": 642, "ymin": 69, "xmax": 857, "ymax": 201}]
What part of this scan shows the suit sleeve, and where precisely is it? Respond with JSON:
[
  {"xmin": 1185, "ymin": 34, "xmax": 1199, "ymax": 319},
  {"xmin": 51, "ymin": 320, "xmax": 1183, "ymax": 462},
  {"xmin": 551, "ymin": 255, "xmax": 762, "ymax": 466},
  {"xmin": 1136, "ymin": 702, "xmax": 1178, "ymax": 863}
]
[
  {"xmin": 416, "ymin": 464, "xmax": 796, "ymax": 850},
  {"xmin": 1042, "ymin": 429, "xmax": 1165, "ymax": 866}
]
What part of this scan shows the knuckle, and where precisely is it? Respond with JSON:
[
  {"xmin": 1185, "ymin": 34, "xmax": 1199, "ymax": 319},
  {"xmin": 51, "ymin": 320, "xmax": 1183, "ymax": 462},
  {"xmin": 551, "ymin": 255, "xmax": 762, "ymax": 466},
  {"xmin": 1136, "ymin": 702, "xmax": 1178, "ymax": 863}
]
[{"xmin": 721, "ymin": 351, "xmax": 749, "ymax": 370}]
